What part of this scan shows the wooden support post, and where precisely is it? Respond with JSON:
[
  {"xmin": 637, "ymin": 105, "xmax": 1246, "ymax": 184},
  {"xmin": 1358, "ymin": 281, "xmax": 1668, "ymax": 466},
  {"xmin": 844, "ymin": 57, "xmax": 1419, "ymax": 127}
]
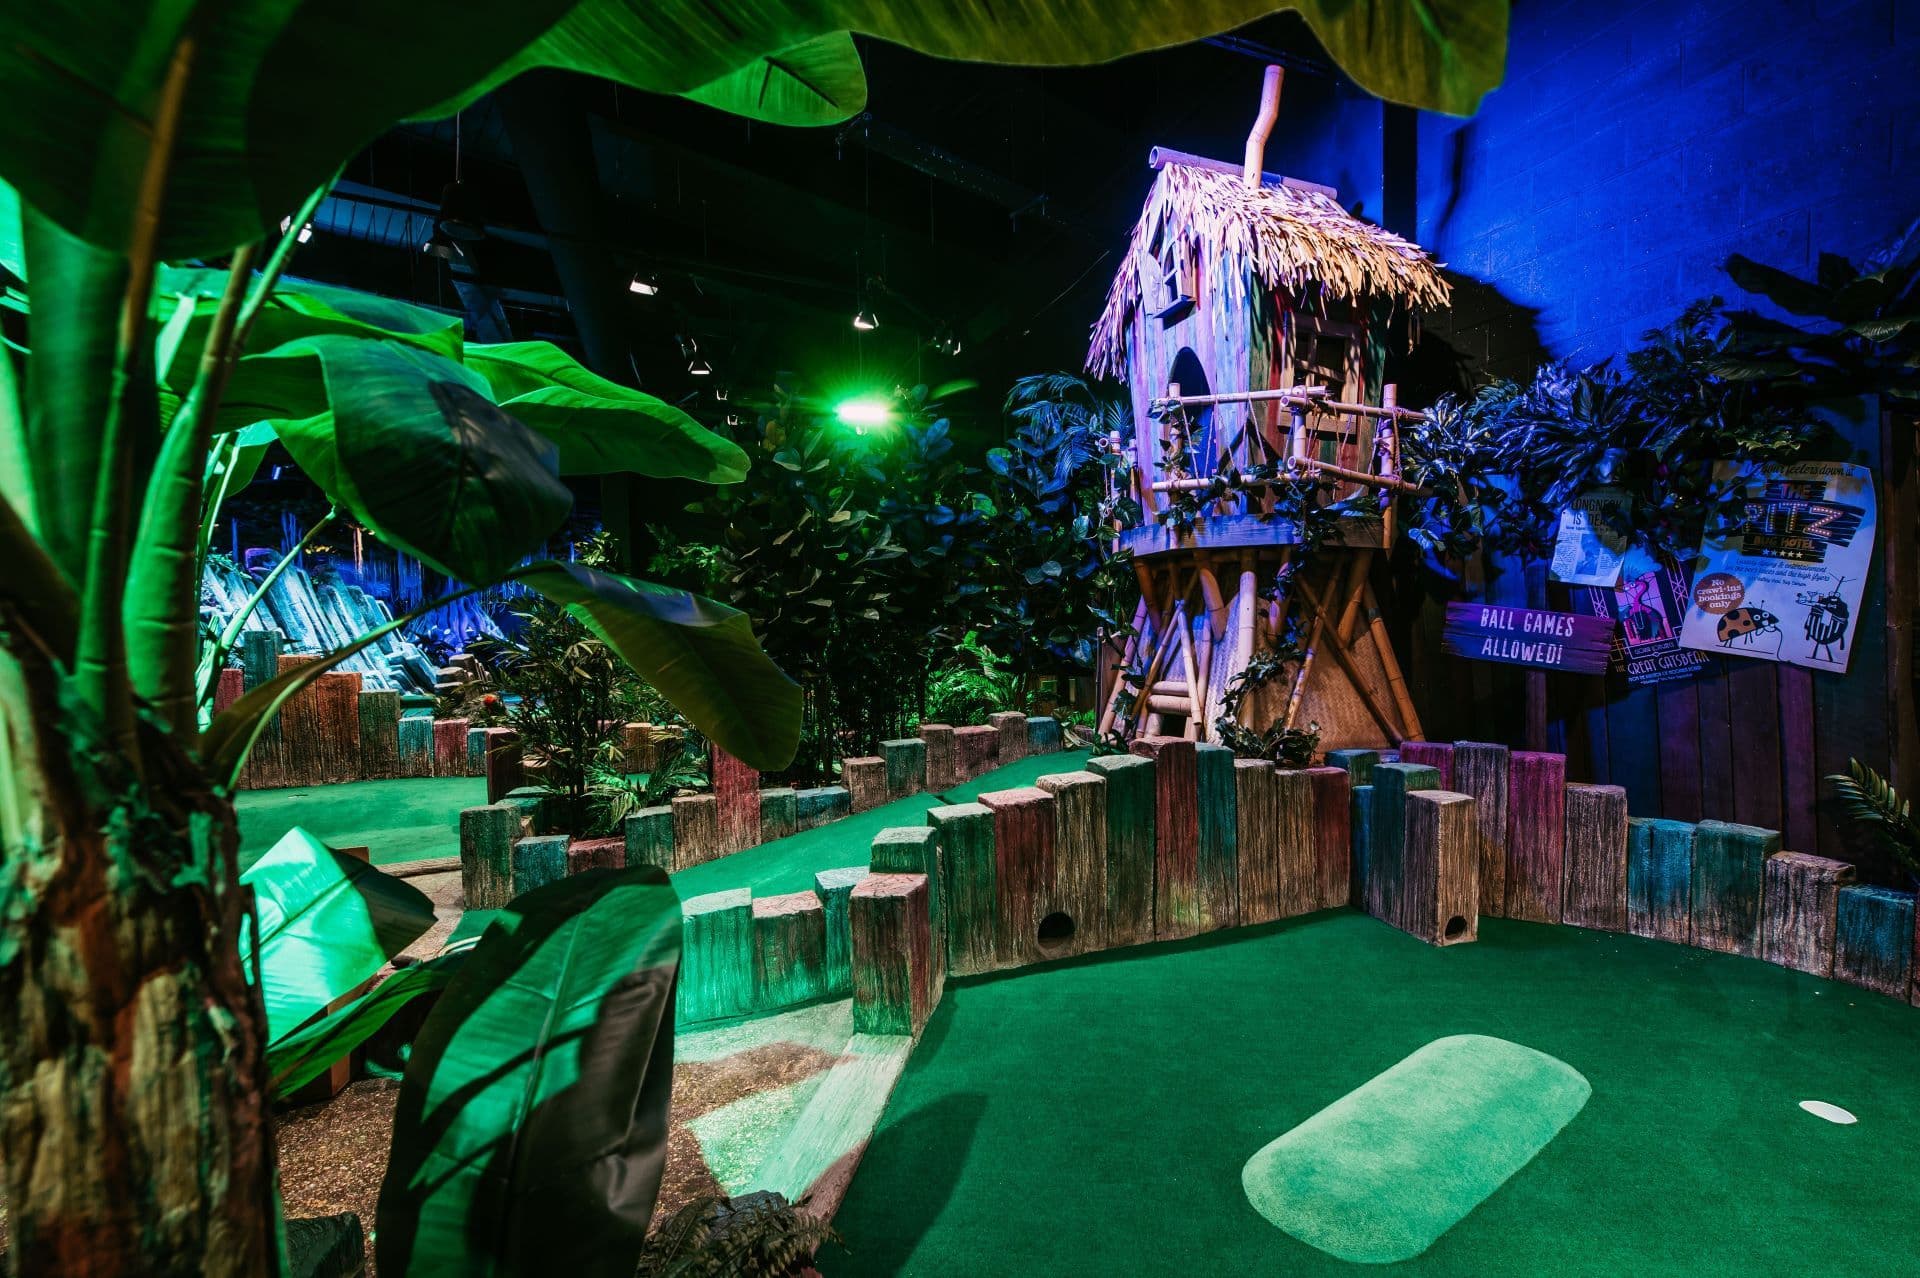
[
  {"xmin": 813, "ymin": 867, "xmax": 869, "ymax": 997},
  {"xmin": 482, "ymin": 727, "xmax": 524, "ymax": 805},
  {"xmin": 1088, "ymin": 754, "xmax": 1156, "ymax": 947},
  {"xmin": 357, "ymin": 689, "xmax": 401, "ymax": 780},
  {"xmin": 1398, "ymin": 741, "xmax": 1454, "ymax": 788},
  {"xmin": 795, "ymin": 785, "xmax": 851, "ymax": 830},
  {"xmin": 396, "ymin": 712, "xmax": 434, "ymax": 778},
  {"xmin": 843, "ymin": 757, "xmax": 888, "ymax": 813},
  {"xmin": 1325, "ymin": 748, "xmax": 1378, "ymax": 785},
  {"xmin": 953, "ymin": 725, "xmax": 1000, "ymax": 780},
  {"xmin": 1362, "ymin": 580, "xmax": 1424, "ymax": 740},
  {"xmin": 1306, "ymin": 766, "xmax": 1351, "ymax": 911},
  {"xmin": 1505, "ymin": 752, "xmax": 1567, "ymax": 924},
  {"xmin": 466, "ymin": 726, "xmax": 490, "ymax": 779},
  {"xmin": 712, "ymin": 747, "xmax": 763, "ymax": 853},
  {"xmin": 926, "ymin": 803, "xmax": 997, "ymax": 976},
  {"xmin": 671, "ymin": 794, "xmax": 722, "ymax": 869},
  {"xmin": 432, "ymin": 718, "xmax": 469, "ymax": 777},
  {"xmin": 850, "ymin": 873, "xmax": 937, "ymax": 1035},
  {"xmin": 1035, "ymin": 771, "xmax": 1109, "ymax": 956},
  {"xmin": 1834, "ymin": 885, "xmax": 1916, "ymax": 999},
  {"xmin": 1350, "ymin": 784, "xmax": 1375, "ymax": 909},
  {"xmin": 566, "ymin": 836, "xmax": 623, "ymax": 875},
  {"xmin": 1132, "ymin": 736, "xmax": 1201, "ymax": 939},
  {"xmin": 1369, "ymin": 763, "xmax": 1440, "ymax": 923},
  {"xmin": 280, "ymin": 665, "xmax": 362, "ymax": 785},
  {"xmin": 621, "ymin": 722, "xmax": 655, "ymax": 775},
  {"xmin": 1393, "ymin": 790, "xmax": 1480, "ymax": 946},
  {"xmin": 1196, "ymin": 743, "xmax": 1238, "ymax": 930},
  {"xmin": 919, "ymin": 723, "xmax": 960, "ymax": 791},
  {"xmin": 872, "ymin": 827, "xmax": 946, "ymax": 992},
  {"xmin": 1453, "ymin": 743, "xmax": 1510, "ymax": 919},
  {"xmin": 679, "ymin": 889, "xmax": 754, "ymax": 1024},
  {"xmin": 1282, "ymin": 567, "xmax": 1333, "ymax": 731},
  {"xmin": 511, "ymin": 835, "xmax": 568, "ymax": 896},
  {"xmin": 624, "ymin": 805, "xmax": 675, "ymax": 872},
  {"xmin": 1173, "ymin": 603, "xmax": 1203, "ymax": 740},
  {"xmin": 460, "ymin": 804, "xmax": 517, "ymax": 910},
  {"xmin": 989, "ymin": 710, "xmax": 1031, "ymax": 763},
  {"xmin": 1690, "ymin": 820, "xmax": 1782, "ymax": 957},
  {"xmin": 881, "ymin": 738, "xmax": 928, "ymax": 798},
  {"xmin": 1270, "ymin": 768, "xmax": 1316, "ymax": 919},
  {"xmin": 754, "ymin": 891, "xmax": 829, "ymax": 1011},
  {"xmin": 978, "ymin": 787, "xmax": 1057, "ymax": 965},
  {"xmin": 760, "ymin": 787, "xmax": 799, "ymax": 843},
  {"xmin": 1025, "ymin": 715, "xmax": 1064, "ymax": 754},
  {"xmin": 1627, "ymin": 818, "xmax": 1694, "ymax": 944},
  {"xmin": 1761, "ymin": 852, "xmax": 1854, "ymax": 976},
  {"xmin": 1234, "ymin": 760, "xmax": 1281, "ymax": 924},
  {"xmin": 1562, "ymin": 784, "xmax": 1629, "ymax": 932}
]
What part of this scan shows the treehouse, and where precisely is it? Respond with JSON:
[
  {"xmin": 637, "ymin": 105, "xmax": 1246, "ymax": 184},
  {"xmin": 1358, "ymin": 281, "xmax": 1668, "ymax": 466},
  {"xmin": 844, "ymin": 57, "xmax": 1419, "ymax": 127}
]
[{"xmin": 1088, "ymin": 69, "xmax": 1451, "ymax": 751}]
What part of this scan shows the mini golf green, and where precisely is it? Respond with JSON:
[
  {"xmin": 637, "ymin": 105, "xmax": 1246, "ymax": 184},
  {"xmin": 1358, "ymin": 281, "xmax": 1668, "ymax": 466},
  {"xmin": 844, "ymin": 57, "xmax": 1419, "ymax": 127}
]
[{"xmin": 827, "ymin": 912, "xmax": 1920, "ymax": 1276}]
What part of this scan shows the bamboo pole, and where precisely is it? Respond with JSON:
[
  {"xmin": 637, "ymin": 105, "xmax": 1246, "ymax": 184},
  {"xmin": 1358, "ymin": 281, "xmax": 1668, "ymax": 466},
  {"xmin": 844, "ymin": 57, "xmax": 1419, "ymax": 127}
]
[
  {"xmin": 1282, "ymin": 564, "xmax": 1332, "ymax": 730},
  {"xmin": 1151, "ymin": 459, "xmax": 1428, "ymax": 496},
  {"xmin": 1153, "ymin": 387, "xmax": 1426, "ymax": 421},
  {"xmin": 1174, "ymin": 601, "xmax": 1203, "ymax": 740},
  {"xmin": 1097, "ymin": 594, "xmax": 1154, "ymax": 739},
  {"xmin": 1231, "ymin": 559, "xmax": 1257, "ymax": 724},
  {"xmin": 1361, "ymin": 578, "xmax": 1423, "ymax": 740},
  {"xmin": 1296, "ymin": 575, "xmax": 1406, "ymax": 744}
]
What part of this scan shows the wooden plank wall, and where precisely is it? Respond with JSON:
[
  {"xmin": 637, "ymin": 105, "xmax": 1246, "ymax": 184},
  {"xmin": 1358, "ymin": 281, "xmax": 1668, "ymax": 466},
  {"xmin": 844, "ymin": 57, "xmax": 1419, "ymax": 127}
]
[{"xmin": 1391, "ymin": 398, "xmax": 1916, "ymax": 883}]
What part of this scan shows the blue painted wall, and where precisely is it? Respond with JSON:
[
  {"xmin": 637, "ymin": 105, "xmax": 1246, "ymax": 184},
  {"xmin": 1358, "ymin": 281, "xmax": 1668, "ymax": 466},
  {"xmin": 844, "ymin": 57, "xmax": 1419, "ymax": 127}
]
[{"xmin": 1414, "ymin": 0, "xmax": 1920, "ymax": 372}]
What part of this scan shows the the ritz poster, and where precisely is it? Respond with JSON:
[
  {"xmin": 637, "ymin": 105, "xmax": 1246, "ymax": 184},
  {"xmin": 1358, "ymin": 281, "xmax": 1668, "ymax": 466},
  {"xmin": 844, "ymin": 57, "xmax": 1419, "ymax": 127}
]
[
  {"xmin": 1572, "ymin": 545, "xmax": 1710, "ymax": 685},
  {"xmin": 1676, "ymin": 460, "xmax": 1875, "ymax": 673}
]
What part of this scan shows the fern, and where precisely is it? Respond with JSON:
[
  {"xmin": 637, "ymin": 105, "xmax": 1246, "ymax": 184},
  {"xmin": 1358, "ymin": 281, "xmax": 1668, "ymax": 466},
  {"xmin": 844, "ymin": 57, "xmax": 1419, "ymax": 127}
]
[
  {"xmin": 1827, "ymin": 759, "xmax": 1920, "ymax": 879},
  {"xmin": 638, "ymin": 1193, "xmax": 841, "ymax": 1277}
]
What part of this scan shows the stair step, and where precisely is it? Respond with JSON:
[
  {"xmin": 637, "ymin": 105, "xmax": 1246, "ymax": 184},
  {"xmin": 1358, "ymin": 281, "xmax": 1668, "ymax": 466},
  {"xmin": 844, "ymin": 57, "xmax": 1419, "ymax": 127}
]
[
  {"xmin": 1148, "ymin": 694, "xmax": 1195, "ymax": 715},
  {"xmin": 1150, "ymin": 680, "xmax": 1190, "ymax": 697}
]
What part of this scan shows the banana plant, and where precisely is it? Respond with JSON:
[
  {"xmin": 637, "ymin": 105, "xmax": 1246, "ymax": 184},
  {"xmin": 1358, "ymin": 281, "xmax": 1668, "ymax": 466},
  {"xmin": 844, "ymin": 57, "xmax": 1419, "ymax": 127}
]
[{"xmin": 0, "ymin": 4, "xmax": 1506, "ymax": 1276}]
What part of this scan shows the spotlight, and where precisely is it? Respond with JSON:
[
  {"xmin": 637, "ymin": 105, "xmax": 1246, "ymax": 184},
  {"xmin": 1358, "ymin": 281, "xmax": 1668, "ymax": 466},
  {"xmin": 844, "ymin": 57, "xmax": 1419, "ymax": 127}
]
[
  {"xmin": 279, "ymin": 216, "xmax": 313, "ymax": 244},
  {"xmin": 677, "ymin": 334, "xmax": 713, "ymax": 377},
  {"xmin": 714, "ymin": 384, "xmax": 730, "ymax": 401},
  {"xmin": 423, "ymin": 230, "xmax": 462, "ymax": 261},
  {"xmin": 725, "ymin": 413, "xmax": 743, "ymax": 427},
  {"xmin": 834, "ymin": 397, "xmax": 893, "ymax": 431},
  {"xmin": 628, "ymin": 272, "xmax": 660, "ymax": 297},
  {"xmin": 434, "ymin": 181, "xmax": 487, "ymax": 243},
  {"xmin": 853, "ymin": 305, "xmax": 879, "ymax": 332}
]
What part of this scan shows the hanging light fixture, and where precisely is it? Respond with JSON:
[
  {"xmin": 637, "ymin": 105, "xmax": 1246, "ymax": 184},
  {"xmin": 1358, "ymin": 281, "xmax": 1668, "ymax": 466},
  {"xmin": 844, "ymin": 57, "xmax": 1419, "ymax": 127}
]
[
  {"xmin": 278, "ymin": 215, "xmax": 313, "ymax": 244},
  {"xmin": 434, "ymin": 113, "xmax": 487, "ymax": 243},
  {"xmin": 714, "ymin": 383, "xmax": 730, "ymax": 401},
  {"xmin": 628, "ymin": 272, "xmax": 660, "ymax": 297},
  {"xmin": 853, "ymin": 304, "xmax": 879, "ymax": 332},
  {"xmin": 423, "ymin": 230, "xmax": 463, "ymax": 261},
  {"xmin": 677, "ymin": 334, "xmax": 712, "ymax": 377}
]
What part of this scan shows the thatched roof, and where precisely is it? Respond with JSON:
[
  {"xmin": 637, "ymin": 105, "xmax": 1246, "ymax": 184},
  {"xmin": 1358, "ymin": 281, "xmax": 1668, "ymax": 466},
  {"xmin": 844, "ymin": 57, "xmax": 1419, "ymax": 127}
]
[{"xmin": 1086, "ymin": 160, "xmax": 1450, "ymax": 380}]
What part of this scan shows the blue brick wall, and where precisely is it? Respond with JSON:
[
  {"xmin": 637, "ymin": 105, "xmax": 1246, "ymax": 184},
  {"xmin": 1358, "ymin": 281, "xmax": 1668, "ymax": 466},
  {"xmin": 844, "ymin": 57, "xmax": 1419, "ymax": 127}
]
[{"xmin": 1416, "ymin": 0, "xmax": 1920, "ymax": 371}]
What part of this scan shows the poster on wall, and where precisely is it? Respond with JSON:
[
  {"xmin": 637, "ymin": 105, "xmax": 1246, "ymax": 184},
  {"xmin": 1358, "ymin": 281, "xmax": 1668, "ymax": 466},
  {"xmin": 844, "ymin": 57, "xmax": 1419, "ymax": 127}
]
[
  {"xmin": 1441, "ymin": 603, "xmax": 1614, "ymax": 674},
  {"xmin": 1572, "ymin": 546, "xmax": 1711, "ymax": 685},
  {"xmin": 1549, "ymin": 487, "xmax": 1630, "ymax": 586},
  {"xmin": 1675, "ymin": 461, "xmax": 1875, "ymax": 673}
]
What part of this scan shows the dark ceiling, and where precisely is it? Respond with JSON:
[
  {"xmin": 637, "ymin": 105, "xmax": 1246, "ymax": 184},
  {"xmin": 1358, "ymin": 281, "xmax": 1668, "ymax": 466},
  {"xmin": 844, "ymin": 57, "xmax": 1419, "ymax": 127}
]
[{"xmin": 295, "ymin": 15, "xmax": 1391, "ymax": 441}]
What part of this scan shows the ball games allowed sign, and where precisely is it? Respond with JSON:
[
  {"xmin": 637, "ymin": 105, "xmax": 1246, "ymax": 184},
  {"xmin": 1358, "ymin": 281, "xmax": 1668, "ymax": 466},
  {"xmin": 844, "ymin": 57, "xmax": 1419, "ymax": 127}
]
[{"xmin": 1441, "ymin": 604, "xmax": 1614, "ymax": 674}]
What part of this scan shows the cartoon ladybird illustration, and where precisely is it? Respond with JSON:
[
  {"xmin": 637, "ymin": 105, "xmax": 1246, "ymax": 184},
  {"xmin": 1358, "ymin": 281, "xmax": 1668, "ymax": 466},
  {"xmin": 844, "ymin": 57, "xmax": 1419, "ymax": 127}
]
[{"xmin": 1716, "ymin": 604, "xmax": 1780, "ymax": 647}]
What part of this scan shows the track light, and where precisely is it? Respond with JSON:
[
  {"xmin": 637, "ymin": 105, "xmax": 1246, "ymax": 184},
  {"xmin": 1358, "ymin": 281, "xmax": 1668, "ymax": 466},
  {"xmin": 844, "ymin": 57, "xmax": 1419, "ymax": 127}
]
[
  {"xmin": 714, "ymin": 384, "xmax": 730, "ymax": 401},
  {"xmin": 725, "ymin": 413, "xmax": 742, "ymax": 427},
  {"xmin": 434, "ymin": 181, "xmax": 487, "ymax": 243},
  {"xmin": 423, "ymin": 230, "xmax": 462, "ymax": 261},
  {"xmin": 676, "ymin": 334, "xmax": 712, "ymax": 377},
  {"xmin": 628, "ymin": 272, "xmax": 660, "ymax": 297},
  {"xmin": 853, "ymin": 305, "xmax": 879, "ymax": 332},
  {"xmin": 279, "ymin": 216, "xmax": 313, "ymax": 244}
]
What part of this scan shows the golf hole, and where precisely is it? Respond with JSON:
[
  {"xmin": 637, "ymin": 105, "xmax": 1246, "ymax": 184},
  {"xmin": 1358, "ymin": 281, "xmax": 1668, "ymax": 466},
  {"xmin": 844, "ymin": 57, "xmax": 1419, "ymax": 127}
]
[
  {"xmin": 1037, "ymin": 912, "xmax": 1075, "ymax": 951},
  {"xmin": 1444, "ymin": 915, "xmax": 1469, "ymax": 940},
  {"xmin": 1799, "ymin": 1100, "xmax": 1857, "ymax": 1125}
]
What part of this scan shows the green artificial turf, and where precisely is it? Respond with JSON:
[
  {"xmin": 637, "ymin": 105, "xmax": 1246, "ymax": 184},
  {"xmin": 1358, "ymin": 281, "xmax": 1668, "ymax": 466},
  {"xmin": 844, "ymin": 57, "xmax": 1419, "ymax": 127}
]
[
  {"xmin": 236, "ymin": 775, "xmax": 488, "ymax": 867},
  {"xmin": 1242, "ymin": 1034, "xmax": 1590, "ymax": 1263},
  {"xmin": 827, "ymin": 912, "xmax": 1920, "ymax": 1277}
]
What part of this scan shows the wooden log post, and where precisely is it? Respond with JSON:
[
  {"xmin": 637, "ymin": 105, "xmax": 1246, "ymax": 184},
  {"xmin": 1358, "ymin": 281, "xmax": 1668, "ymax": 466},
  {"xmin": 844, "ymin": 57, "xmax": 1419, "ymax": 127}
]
[
  {"xmin": 460, "ymin": 804, "xmax": 517, "ymax": 910},
  {"xmin": 1234, "ymin": 760, "xmax": 1281, "ymax": 924},
  {"xmin": 1398, "ymin": 741, "xmax": 1455, "ymax": 788},
  {"xmin": 566, "ymin": 836, "xmax": 624, "ymax": 875},
  {"xmin": 1761, "ymin": 852, "xmax": 1855, "ymax": 976},
  {"xmin": 621, "ymin": 722, "xmax": 655, "ymax": 775},
  {"xmin": 1306, "ymin": 766, "xmax": 1351, "ymax": 911},
  {"xmin": 1834, "ymin": 885, "xmax": 1916, "ymax": 1000},
  {"xmin": 284, "ymin": 667, "xmax": 363, "ymax": 785},
  {"xmin": 989, "ymin": 711, "xmax": 1031, "ymax": 764},
  {"xmin": 1562, "ymin": 784, "xmax": 1629, "ymax": 932},
  {"xmin": 753, "ymin": 891, "xmax": 829, "ymax": 1011},
  {"xmin": 1369, "ymin": 762, "xmax": 1440, "ymax": 924},
  {"xmin": 465, "ymin": 726, "xmax": 490, "ymax": 779},
  {"xmin": 760, "ymin": 788, "xmax": 799, "ymax": 843},
  {"xmin": 1270, "ymin": 768, "xmax": 1317, "ymax": 919},
  {"xmin": 432, "ymin": 718, "xmax": 469, "ymax": 777},
  {"xmin": 926, "ymin": 803, "xmax": 997, "ymax": 976},
  {"xmin": 872, "ymin": 827, "xmax": 946, "ymax": 991},
  {"xmin": 1036, "ymin": 771, "xmax": 1109, "ymax": 956},
  {"xmin": 1025, "ymin": 715, "xmax": 1064, "ymax": 754},
  {"xmin": 1627, "ymin": 818, "xmax": 1694, "ymax": 944},
  {"xmin": 511, "ymin": 835, "xmax": 569, "ymax": 896},
  {"xmin": 483, "ymin": 727, "xmax": 524, "ymax": 805},
  {"xmin": 498, "ymin": 787, "xmax": 548, "ymax": 839},
  {"xmin": 357, "ymin": 689, "xmax": 401, "ymax": 780},
  {"xmin": 396, "ymin": 712, "xmax": 435, "ymax": 778},
  {"xmin": 1505, "ymin": 751, "xmax": 1567, "ymax": 924},
  {"xmin": 624, "ymin": 805, "xmax": 675, "ymax": 872},
  {"xmin": 850, "ymin": 874, "xmax": 937, "ymax": 1035},
  {"xmin": 1453, "ymin": 743, "xmax": 1510, "ymax": 919},
  {"xmin": 1393, "ymin": 790, "xmax": 1480, "ymax": 945},
  {"xmin": 712, "ymin": 747, "xmax": 763, "ymax": 853},
  {"xmin": 843, "ymin": 757, "xmax": 888, "ymax": 813},
  {"xmin": 1131, "ymin": 736, "xmax": 1200, "ymax": 940},
  {"xmin": 813, "ymin": 866, "xmax": 870, "ymax": 997},
  {"xmin": 1350, "ymin": 784, "xmax": 1375, "ymax": 910},
  {"xmin": 1087, "ymin": 754, "xmax": 1156, "ymax": 947},
  {"xmin": 978, "ymin": 787, "xmax": 1057, "ymax": 966},
  {"xmin": 679, "ymin": 889, "xmax": 755, "ymax": 1024},
  {"xmin": 1195, "ymin": 743, "xmax": 1239, "ymax": 931},
  {"xmin": 795, "ymin": 785, "xmax": 851, "ymax": 829},
  {"xmin": 1325, "ymin": 748, "xmax": 1378, "ymax": 786},
  {"xmin": 953, "ymin": 725, "xmax": 1001, "ymax": 780},
  {"xmin": 671, "ymin": 794, "xmax": 722, "ymax": 869},
  {"xmin": 919, "ymin": 724, "xmax": 960, "ymax": 791},
  {"xmin": 881, "ymin": 738, "xmax": 928, "ymax": 799},
  {"xmin": 1690, "ymin": 820, "xmax": 1782, "ymax": 957}
]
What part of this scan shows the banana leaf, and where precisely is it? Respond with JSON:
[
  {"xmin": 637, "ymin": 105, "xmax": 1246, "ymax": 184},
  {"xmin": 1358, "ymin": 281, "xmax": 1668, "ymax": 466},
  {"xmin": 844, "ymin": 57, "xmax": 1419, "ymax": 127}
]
[
  {"xmin": 266, "ymin": 941, "xmax": 474, "ymax": 1101},
  {"xmin": 680, "ymin": 31, "xmax": 869, "ymax": 125},
  {"xmin": 239, "ymin": 827, "xmax": 438, "ymax": 1044},
  {"xmin": 376, "ymin": 867, "xmax": 681, "ymax": 1278},
  {"xmin": 466, "ymin": 341, "xmax": 750, "ymax": 481}
]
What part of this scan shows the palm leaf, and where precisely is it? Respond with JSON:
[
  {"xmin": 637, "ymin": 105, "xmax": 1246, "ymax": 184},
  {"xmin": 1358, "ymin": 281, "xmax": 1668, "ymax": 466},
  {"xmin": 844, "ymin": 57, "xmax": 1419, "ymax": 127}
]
[{"xmin": 1827, "ymin": 758, "xmax": 1920, "ymax": 876}]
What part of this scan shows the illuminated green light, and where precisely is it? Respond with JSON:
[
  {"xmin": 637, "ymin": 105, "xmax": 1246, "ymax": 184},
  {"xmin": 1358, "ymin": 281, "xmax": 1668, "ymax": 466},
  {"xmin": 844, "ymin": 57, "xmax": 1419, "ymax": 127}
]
[{"xmin": 834, "ymin": 397, "xmax": 894, "ymax": 430}]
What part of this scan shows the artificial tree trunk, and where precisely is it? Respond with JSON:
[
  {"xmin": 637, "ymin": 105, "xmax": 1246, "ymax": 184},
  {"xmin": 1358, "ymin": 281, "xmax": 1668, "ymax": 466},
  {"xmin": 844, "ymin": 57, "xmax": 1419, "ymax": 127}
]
[{"xmin": 0, "ymin": 678, "xmax": 277, "ymax": 1277}]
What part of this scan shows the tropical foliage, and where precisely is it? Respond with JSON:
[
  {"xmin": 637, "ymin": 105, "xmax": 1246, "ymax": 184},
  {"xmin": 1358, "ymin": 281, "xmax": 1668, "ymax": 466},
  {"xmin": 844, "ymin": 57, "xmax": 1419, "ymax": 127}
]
[
  {"xmin": 1828, "ymin": 759, "xmax": 1920, "ymax": 881},
  {"xmin": 638, "ymin": 1193, "xmax": 841, "ymax": 1277}
]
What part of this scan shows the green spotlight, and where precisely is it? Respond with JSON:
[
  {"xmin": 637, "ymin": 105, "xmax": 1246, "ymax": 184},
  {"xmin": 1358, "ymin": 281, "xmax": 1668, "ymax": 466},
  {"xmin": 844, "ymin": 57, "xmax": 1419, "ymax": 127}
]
[{"xmin": 834, "ymin": 397, "xmax": 894, "ymax": 431}]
